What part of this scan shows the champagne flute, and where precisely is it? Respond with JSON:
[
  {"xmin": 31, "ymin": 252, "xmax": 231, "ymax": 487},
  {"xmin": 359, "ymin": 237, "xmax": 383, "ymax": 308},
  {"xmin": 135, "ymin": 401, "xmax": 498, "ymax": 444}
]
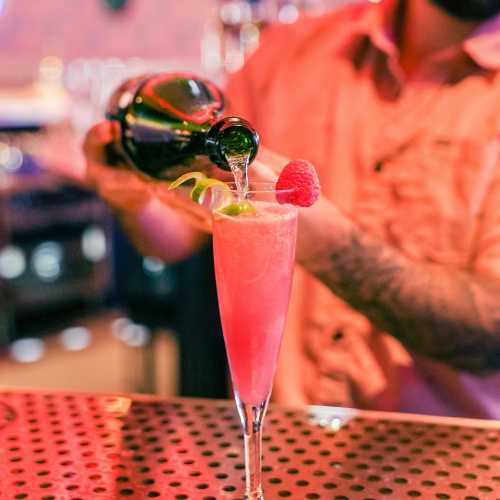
[{"xmin": 212, "ymin": 183, "xmax": 298, "ymax": 498}]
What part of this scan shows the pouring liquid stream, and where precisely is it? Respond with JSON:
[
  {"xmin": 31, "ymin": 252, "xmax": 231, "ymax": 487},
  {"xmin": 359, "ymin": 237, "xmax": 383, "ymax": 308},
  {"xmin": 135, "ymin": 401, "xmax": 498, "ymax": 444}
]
[{"xmin": 226, "ymin": 152, "xmax": 251, "ymax": 201}]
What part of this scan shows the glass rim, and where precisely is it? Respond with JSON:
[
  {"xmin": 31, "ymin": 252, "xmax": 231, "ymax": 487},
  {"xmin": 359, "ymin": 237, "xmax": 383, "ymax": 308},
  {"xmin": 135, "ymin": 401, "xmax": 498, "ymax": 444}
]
[{"xmin": 222, "ymin": 181, "xmax": 294, "ymax": 194}]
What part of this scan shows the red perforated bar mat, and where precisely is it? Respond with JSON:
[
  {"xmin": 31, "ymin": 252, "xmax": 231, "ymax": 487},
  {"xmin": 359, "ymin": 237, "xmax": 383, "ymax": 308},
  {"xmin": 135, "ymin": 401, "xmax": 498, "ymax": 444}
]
[{"xmin": 0, "ymin": 391, "xmax": 499, "ymax": 499}]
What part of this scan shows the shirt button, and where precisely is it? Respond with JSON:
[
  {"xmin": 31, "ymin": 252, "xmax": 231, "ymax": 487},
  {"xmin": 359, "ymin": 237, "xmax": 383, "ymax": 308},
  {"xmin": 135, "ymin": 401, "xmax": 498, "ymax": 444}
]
[{"xmin": 331, "ymin": 329, "xmax": 344, "ymax": 343}]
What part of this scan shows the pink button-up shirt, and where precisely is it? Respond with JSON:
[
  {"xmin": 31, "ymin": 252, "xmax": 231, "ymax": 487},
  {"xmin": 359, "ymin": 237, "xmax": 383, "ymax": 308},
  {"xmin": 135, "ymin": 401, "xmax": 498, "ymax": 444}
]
[{"xmin": 226, "ymin": 0, "xmax": 500, "ymax": 418}]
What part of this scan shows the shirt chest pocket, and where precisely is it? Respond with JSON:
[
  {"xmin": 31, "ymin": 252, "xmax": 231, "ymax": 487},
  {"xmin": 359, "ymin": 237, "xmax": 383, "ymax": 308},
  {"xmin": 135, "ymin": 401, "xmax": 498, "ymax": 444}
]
[{"xmin": 354, "ymin": 136, "xmax": 491, "ymax": 267}]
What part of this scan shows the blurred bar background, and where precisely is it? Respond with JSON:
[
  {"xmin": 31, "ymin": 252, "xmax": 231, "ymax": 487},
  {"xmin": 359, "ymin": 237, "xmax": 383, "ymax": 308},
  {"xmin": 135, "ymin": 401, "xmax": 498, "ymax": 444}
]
[{"xmin": 0, "ymin": 0, "xmax": 357, "ymax": 400}]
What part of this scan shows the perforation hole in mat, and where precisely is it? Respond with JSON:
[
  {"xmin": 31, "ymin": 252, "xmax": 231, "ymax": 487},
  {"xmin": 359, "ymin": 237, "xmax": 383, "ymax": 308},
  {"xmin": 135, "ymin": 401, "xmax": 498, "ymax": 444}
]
[{"xmin": 0, "ymin": 391, "xmax": 499, "ymax": 499}]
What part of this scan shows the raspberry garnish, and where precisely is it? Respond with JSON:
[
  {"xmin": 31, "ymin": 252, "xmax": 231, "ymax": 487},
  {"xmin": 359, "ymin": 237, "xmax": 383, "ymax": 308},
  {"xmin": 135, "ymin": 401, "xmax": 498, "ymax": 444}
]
[{"xmin": 276, "ymin": 159, "xmax": 320, "ymax": 207}]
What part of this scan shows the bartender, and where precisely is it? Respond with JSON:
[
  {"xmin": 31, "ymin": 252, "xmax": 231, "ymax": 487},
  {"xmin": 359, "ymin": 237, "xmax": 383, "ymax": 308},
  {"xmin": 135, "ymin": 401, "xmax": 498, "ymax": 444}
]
[{"xmin": 84, "ymin": 0, "xmax": 500, "ymax": 418}]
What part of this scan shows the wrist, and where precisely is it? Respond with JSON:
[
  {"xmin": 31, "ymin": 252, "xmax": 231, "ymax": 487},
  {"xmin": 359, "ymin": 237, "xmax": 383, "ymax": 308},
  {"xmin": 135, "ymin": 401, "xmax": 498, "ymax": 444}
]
[{"xmin": 296, "ymin": 196, "xmax": 350, "ymax": 271}]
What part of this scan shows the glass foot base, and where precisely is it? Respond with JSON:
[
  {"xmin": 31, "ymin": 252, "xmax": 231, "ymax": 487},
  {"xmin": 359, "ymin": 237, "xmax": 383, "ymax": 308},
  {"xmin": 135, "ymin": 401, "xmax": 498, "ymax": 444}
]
[{"xmin": 245, "ymin": 491, "xmax": 264, "ymax": 500}]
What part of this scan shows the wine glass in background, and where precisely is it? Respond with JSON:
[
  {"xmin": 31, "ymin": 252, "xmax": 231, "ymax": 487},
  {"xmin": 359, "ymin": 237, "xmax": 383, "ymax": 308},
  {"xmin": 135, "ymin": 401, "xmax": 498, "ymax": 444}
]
[
  {"xmin": 202, "ymin": 0, "xmax": 273, "ymax": 76},
  {"xmin": 35, "ymin": 57, "xmax": 201, "ymax": 182},
  {"xmin": 63, "ymin": 56, "xmax": 205, "ymax": 138},
  {"xmin": 201, "ymin": 0, "xmax": 351, "ymax": 77},
  {"xmin": 211, "ymin": 184, "xmax": 298, "ymax": 499}
]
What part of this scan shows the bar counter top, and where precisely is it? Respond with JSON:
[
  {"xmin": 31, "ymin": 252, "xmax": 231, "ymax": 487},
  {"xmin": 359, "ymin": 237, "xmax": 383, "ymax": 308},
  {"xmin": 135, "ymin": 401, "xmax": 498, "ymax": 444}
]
[{"xmin": 0, "ymin": 389, "xmax": 499, "ymax": 499}]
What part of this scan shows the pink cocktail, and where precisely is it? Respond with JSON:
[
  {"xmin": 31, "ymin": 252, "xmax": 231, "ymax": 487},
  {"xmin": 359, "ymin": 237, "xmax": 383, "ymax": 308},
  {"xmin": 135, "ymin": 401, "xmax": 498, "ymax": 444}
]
[
  {"xmin": 212, "ymin": 185, "xmax": 298, "ymax": 499},
  {"xmin": 213, "ymin": 202, "xmax": 297, "ymax": 404}
]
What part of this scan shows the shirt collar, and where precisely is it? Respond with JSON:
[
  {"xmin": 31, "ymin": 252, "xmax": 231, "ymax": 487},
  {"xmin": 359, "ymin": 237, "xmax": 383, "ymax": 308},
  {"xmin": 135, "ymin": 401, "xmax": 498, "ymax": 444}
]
[
  {"xmin": 341, "ymin": 0, "xmax": 500, "ymax": 71},
  {"xmin": 464, "ymin": 14, "xmax": 500, "ymax": 70},
  {"xmin": 338, "ymin": 0, "xmax": 399, "ymax": 58}
]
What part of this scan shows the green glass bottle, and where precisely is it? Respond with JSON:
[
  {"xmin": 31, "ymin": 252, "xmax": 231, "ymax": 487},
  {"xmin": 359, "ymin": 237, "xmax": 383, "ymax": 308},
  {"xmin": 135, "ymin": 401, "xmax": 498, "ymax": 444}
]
[{"xmin": 106, "ymin": 73, "xmax": 260, "ymax": 178}]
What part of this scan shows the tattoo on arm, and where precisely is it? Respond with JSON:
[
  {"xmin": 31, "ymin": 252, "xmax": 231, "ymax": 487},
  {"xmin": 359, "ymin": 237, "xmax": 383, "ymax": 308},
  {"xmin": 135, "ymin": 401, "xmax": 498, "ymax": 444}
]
[{"xmin": 303, "ymin": 224, "xmax": 500, "ymax": 371}]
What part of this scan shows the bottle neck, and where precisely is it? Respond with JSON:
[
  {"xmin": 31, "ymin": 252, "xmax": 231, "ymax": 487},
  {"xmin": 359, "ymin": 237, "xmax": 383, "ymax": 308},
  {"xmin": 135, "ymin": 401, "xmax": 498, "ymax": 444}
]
[{"xmin": 206, "ymin": 117, "xmax": 260, "ymax": 171}]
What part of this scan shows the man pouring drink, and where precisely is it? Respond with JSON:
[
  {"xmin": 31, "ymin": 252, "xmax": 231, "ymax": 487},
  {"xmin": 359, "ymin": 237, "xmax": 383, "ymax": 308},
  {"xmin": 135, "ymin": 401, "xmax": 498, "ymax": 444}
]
[{"xmin": 84, "ymin": 0, "xmax": 500, "ymax": 419}]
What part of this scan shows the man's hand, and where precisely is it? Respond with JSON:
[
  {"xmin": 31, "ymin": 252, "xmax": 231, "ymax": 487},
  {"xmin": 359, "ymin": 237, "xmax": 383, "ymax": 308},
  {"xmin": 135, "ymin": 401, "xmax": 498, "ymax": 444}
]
[
  {"xmin": 83, "ymin": 121, "xmax": 212, "ymax": 261},
  {"xmin": 83, "ymin": 121, "xmax": 156, "ymax": 213}
]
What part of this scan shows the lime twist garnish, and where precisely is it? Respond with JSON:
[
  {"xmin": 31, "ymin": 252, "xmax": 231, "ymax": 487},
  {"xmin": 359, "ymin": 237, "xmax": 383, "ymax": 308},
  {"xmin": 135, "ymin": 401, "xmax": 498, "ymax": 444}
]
[
  {"xmin": 168, "ymin": 172, "xmax": 226, "ymax": 204},
  {"xmin": 218, "ymin": 200, "xmax": 256, "ymax": 216},
  {"xmin": 168, "ymin": 172, "xmax": 256, "ymax": 216}
]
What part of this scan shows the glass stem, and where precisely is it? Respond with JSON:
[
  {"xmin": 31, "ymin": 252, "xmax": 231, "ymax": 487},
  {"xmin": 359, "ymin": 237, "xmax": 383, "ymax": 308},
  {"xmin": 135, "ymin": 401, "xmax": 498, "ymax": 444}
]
[{"xmin": 235, "ymin": 394, "xmax": 269, "ymax": 500}]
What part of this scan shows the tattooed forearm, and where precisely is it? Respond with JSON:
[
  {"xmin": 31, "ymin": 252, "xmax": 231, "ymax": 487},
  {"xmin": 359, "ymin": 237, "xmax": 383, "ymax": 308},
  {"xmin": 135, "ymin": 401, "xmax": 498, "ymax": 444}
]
[{"xmin": 299, "ymin": 210, "xmax": 500, "ymax": 371}]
